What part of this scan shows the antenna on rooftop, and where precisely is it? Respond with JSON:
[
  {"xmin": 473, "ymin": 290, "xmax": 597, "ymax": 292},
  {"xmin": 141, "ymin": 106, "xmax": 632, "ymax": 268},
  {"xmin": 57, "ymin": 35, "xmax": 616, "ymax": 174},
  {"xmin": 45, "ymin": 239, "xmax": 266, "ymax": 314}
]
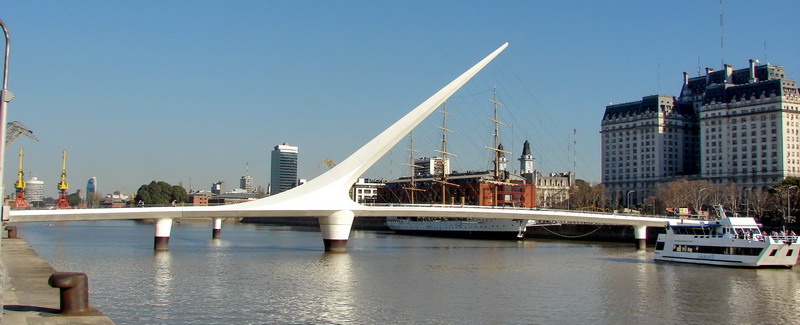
[
  {"xmin": 657, "ymin": 62, "xmax": 661, "ymax": 93},
  {"xmin": 697, "ymin": 56, "xmax": 701, "ymax": 77},
  {"xmin": 572, "ymin": 129, "xmax": 577, "ymax": 179},
  {"xmin": 719, "ymin": 0, "xmax": 725, "ymax": 67}
]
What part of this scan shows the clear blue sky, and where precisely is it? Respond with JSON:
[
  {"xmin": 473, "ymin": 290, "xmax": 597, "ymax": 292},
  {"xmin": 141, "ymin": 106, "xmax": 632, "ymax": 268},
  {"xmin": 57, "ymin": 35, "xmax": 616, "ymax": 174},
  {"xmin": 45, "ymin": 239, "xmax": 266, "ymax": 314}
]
[{"xmin": 3, "ymin": 1, "xmax": 799, "ymax": 197}]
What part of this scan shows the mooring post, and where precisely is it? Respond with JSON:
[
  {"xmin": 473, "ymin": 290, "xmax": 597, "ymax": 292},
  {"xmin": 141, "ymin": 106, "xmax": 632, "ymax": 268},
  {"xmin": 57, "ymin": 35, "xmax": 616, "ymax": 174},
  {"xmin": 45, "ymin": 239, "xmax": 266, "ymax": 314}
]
[
  {"xmin": 48, "ymin": 272, "xmax": 98, "ymax": 315},
  {"xmin": 634, "ymin": 225, "xmax": 648, "ymax": 250},
  {"xmin": 212, "ymin": 217, "xmax": 222, "ymax": 239},
  {"xmin": 5, "ymin": 225, "xmax": 16, "ymax": 239},
  {"xmin": 154, "ymin": 218, "xmax": 173, "ymax": 251},
  {"xmin": 319, "ymin": 210, "xmax": 354, "ymax": 253}
]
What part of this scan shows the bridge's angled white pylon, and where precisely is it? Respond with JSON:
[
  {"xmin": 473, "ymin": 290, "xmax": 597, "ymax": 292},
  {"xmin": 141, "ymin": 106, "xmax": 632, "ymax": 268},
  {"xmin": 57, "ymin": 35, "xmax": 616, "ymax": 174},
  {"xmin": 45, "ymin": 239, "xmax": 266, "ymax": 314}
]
[
  {"xmin": 222, "ymin": 42, "xmax": 510, "ymax": 213},
  {"xmin": 8, "ymin": 43, "xmax": 509, "ymax": 221}
]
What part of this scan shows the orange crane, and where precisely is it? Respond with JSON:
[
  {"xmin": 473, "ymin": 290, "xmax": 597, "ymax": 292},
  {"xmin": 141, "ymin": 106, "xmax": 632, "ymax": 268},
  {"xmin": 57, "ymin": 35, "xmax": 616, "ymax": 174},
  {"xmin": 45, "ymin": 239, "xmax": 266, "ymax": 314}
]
[
  {"xmin": 53, "ymin": 150, "xmax": 71, "ymax": 209},
  {"xmin": 11, "ymin": 147, "xmax": 29, "ymax": 209}
]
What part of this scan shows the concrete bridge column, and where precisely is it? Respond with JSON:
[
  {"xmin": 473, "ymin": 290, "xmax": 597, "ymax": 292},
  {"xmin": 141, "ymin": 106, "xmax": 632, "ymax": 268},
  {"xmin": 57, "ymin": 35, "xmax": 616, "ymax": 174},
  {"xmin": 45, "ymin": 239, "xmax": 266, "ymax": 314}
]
[
  {"xmin": 634, "ymin": 225, "xmax": 647, "ymax": 250},
  {"xmin": 319, "ymin": 210, "xmax": 354, "ymax": 253},
  {"xmin": 212, "ymin": 218, "xmax": 222, "ymax": 239},
  {"xmin": 154, "ymin": 218, "xmax": 173, "ymax": 251}
]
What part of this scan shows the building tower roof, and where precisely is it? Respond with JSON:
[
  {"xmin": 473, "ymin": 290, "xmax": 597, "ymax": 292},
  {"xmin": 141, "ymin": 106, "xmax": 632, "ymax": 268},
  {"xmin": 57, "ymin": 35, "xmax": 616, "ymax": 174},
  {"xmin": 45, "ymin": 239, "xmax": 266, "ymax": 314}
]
[{"xmin": 521, "ymin": 140, "xmax": 531, "ymax": 156}]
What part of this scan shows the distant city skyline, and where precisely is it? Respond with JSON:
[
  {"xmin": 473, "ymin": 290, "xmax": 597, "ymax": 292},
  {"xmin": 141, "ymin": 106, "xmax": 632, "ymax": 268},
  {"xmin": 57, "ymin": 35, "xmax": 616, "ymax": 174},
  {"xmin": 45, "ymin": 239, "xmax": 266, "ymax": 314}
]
[{"xmin": 2, "ymin": 1, "xmax": 799, "ymax": 197}]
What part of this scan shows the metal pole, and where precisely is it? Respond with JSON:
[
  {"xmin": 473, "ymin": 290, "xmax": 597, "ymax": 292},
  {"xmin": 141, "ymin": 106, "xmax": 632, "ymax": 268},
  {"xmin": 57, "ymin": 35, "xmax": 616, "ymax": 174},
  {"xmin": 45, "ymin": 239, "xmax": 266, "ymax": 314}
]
[
  {"xmin": 787, "ymin": 186, "xmax": 797, "ymax": 234},
  {"xmin": 698, "ymin": 188, "xmax": 706, "ymax": 215},
  {"xmin": 626, "ymin": 190, "xmax": 635, "ymax": 210},
  {"xmin": 0, "ymin": 19, "xmax": 11, "ymax": 210},
  {"xmin": 0, "ymin": 18, "xmax": 10, "ymax": 325},
  {"xmin": 744, "ymin": 188, "xmax": 750, "ymax": 218}
]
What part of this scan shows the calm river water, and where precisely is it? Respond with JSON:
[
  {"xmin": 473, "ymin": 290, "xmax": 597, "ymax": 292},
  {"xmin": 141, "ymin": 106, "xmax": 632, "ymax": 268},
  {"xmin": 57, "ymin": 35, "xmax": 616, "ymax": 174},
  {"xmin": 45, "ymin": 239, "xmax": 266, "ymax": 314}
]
[{"xmin": 14, "ymin": 220, "xmax": 800, "ymax": 324}]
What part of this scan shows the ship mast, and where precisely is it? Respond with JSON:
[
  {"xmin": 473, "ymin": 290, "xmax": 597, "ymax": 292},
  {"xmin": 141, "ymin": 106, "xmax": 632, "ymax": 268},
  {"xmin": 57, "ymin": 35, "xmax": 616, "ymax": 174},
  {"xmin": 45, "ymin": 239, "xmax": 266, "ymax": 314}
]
[
  {"xmin": 486, "ymin": 87, "xmax": 510, "ymax": 180},
  {"xmin": 435, "ymin": 101, "xmax": 458, "ymax": 204},
  {"xmin": 403, "ymin": 131, "xmax": 424, "ymax": 203}
]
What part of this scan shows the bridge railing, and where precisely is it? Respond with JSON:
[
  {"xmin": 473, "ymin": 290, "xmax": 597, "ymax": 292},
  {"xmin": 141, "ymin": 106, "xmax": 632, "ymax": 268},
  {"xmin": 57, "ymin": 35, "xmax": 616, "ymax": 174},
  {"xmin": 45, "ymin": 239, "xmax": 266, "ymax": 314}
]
[
  {"xmin": 362, "ymin": 203, "xmax": 679, "ymax": 219},
  {"xmin": 11, "ymin": 202, "xmax": 244, "ymax": 211}
]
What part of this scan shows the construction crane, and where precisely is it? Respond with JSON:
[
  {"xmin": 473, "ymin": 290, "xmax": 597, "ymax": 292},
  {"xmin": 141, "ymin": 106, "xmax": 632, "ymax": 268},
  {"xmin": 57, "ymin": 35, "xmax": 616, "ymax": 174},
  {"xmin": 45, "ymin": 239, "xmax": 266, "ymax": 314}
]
[
  {"xmin": 11, "ymin": 147, "xmax": 29, "ymax": 209},
  {"xmin": 54, "ymin": 150, "xmax": 71, "ymax": 209},
  {"xmin": 6, "ymin": 121, "xmax": 39, "ymax": 146},
  {"xmin": 318, "ymin": 159, "xmax": 336, "ymax": 170}
]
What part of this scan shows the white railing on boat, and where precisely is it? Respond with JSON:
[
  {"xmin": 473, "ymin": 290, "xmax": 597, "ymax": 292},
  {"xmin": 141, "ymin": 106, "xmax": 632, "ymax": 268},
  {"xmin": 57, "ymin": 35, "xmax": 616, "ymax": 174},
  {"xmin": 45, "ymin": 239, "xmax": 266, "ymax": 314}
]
[{"xmin": 768, "ymin": 236, "xmax": 800, "ymax": 244}]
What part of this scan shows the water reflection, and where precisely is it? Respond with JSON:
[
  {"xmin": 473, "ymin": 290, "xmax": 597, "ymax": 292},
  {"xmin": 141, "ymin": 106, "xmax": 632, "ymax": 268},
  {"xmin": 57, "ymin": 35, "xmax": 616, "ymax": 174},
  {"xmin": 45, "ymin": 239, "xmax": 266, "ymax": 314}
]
[
  {"xmin": 14, "ymin": 221, "xmax": 800, "ymax": 324},
  {"xmin": 152, "ymin": 251, "xmax": 173, "ymax": 308},
  {"xmin": 316, "ymin": 253, "xmax": 355, "ymax": 324}
]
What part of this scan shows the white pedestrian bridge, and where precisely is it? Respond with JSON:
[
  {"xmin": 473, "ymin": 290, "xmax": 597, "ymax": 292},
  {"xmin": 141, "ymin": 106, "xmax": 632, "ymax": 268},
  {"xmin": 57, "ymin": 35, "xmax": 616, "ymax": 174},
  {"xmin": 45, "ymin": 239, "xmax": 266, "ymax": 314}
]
[{"xmin": 5, "ymin": 42, "xmax": 684, "ymax": 252}]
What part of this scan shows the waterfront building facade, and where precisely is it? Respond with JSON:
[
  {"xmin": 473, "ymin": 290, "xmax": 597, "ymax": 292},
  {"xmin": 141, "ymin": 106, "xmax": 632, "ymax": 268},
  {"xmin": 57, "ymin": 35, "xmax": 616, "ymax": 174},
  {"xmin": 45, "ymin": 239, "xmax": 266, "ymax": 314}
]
[
  {"xmin": 517, "ymin": 140, "xmax": 574, "ymax": 208},
  {"xmin": 601, "ymin": 95, "xmax": 699, "ymax": 204},
  {"xmin": 351, "ymin": 178, "xmax": 384, "ymax": 203},
  {"xmin": 602, "ymin": 60, "xmax": 800, "ymax": 204},
  {"xmin": 532, "ymin": 172, "xmax": 575, "ymax": 208},
  {"xmin": 412, "ymin": 157, "xmax": 450, "ymax": 177},
  {"xmin": 240, "ymin": 175, "xmax": 254, "ymax": 193},
  {"xmin": 211, "ymin": 181, "xmax": 226, "ymax": 195},
  {"xmin": 693, "ymin": 61, "xmax": 800, "ymax": 189},
  {"xmin": 271, "ymin": 142, "xmax": 299, "ymax": 194},
  {"xmin": 378, "ymin": 170, "xmax": 535, "ymax": 207}
]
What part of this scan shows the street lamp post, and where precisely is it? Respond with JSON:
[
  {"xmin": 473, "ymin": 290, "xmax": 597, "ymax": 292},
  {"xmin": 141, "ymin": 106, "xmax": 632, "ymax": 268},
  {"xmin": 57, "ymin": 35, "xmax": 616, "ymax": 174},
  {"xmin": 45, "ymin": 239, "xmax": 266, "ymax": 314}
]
[
  {"xmin": 787, "ymin": 186, "xmax": 798, "ymax": 234},
  {"xmin": 626, "ymin": 190, "xmax": 635, "ymax": 210},
  {"xmin": 0, "ymin": 19, "xmax": 11, "ymax": 217},
  {"xmin": 744, "ymin": 188, "xmax": 751, "ymax": 218},
  {"xmin": 698, "ymin": 188, "xmax": 707, "ymax": 216},
  {"xmin": 566, "ymin": 189, "xmax": 571, "ymax": 210},
  {"xmin": 0, "ymin": 18, "xmax": 10, "ymax": 325},
  {"xmin": 649, "ymin": 198, "xmax": 656, "ymax": 215}
]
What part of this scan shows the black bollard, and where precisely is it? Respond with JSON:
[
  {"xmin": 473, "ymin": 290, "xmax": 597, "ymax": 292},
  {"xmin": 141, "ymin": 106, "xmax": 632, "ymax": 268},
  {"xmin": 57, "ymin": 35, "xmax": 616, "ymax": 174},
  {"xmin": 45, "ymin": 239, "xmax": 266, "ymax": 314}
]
[
  {"xmin": 5, "ymin": 225, "xmax": 17, "ymax": 239},
  {"xmin": 48, "ymin": 272, "xmax": 99, "ymax": 315}
]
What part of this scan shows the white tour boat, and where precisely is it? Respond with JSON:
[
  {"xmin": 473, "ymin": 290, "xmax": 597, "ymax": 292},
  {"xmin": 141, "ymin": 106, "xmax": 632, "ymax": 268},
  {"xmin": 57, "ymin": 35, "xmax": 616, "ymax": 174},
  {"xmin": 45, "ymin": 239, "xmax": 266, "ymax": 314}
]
[{"xmin": 654, "ymin": 205, "xmax": 800, "ymax": 268}]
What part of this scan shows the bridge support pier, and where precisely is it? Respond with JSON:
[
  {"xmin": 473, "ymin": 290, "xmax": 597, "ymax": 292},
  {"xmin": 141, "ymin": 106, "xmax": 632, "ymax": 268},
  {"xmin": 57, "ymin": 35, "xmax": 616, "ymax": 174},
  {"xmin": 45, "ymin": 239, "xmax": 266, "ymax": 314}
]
[
  {"xmin": 319, "ymin": 210, "xmax": 354, "ymax": 253},
  {"xmin": 212, "ymin": 218, "xmax": 222, "ymax": 239},
  {"xmin": 154, "ymin": 218, "xmax": 173, "ymax": 251},
  {"xmin": 634, "ymin": 225, "xmax": 647, "ymax": 250}
]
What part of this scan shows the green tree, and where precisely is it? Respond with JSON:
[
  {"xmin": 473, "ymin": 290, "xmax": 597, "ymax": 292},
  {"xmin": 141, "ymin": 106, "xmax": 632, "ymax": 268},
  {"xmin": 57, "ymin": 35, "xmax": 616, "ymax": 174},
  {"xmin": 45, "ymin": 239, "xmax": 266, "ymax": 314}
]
[{"xmin": 135, "ymin": 181, "xmax": 188, "ymax": 206}]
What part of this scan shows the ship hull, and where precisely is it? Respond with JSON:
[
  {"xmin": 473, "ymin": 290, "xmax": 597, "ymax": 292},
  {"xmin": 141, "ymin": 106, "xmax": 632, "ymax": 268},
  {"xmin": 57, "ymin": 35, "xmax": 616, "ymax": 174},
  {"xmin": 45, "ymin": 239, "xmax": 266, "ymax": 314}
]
[
  {"xmin": 654, "ymin": 234, "xmax": 800, "ymax": 268},
  {"xmin": 387, "ymin": 217, "xmax": 526, "ymax": 240}
]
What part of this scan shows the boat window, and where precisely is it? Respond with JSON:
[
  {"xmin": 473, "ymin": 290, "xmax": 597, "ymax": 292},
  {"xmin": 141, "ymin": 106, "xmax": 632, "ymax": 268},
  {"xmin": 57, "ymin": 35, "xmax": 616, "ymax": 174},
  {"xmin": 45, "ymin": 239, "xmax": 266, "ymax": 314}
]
[
  {"xmin": 671, "ymin": 244, "xmax": 762, "ymax": 256},
  {"xmin": 655, "ymin": 242, "xmax": 665, "ymax": 251},
  {"xmin": 770, "ymin": 249, "xmax": 778, "ymax": 256},
  {"xmin": 787, "ymin": 249, "xmax": 794, "ymax": 256}
]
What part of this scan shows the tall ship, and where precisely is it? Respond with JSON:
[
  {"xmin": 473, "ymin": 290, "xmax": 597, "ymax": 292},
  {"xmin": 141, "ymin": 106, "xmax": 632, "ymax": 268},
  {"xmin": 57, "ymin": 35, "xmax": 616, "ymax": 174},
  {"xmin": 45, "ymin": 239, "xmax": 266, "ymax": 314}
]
[
  {"xmin": 381, "ymin": 89, "xmax": 534, "ymax": 240},
  {"xmin": 654, "ymin": 205, "xmax": 800, "ymax": 268}
]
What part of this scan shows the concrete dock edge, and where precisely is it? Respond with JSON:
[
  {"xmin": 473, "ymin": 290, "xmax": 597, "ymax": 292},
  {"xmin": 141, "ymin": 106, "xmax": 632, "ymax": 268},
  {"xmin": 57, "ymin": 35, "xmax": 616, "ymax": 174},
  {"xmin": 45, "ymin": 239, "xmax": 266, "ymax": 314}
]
[{"xmin": 2, "ymin": 232, "xmax": 115, "ymax": 324}]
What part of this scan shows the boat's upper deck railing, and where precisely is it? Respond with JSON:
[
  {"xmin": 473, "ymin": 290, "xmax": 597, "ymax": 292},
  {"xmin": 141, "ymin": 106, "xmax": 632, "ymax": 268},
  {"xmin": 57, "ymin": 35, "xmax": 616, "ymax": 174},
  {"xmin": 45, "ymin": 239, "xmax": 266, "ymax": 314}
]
[{"xmin": 768, "ymin": 236, "xmax": 800, "ymax": 244}]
